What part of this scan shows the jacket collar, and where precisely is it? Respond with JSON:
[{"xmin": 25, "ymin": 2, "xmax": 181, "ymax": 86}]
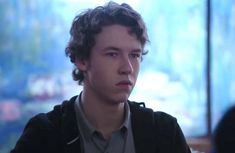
[
  {"xmin": 59, "ymin": 97, "xmax": 156, "ymax": 153},
  {"xmin": 129, "ymin": 101, "xmax": 157, "ymax": 153},
  {"xmin": 60, "ymin": 95, "xmax": 82, "ymax": 153}
]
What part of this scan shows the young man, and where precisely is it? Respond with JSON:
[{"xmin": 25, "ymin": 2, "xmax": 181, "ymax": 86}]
[{"xmin": 11, "ymin": 1, "xmax": 191, "ymax": 153}]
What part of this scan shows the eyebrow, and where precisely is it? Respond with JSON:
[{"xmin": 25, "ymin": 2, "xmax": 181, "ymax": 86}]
[
  {"xmin": 131, "ymin": 49, "xmax": 142, "ymax": 53},
  {"xmin": 102, "ymin": 46, "xmax": 121, "ymax": 52},
  {"xmin": 102, "ymin": 46, "xmax": 142, "ymax": 53}
]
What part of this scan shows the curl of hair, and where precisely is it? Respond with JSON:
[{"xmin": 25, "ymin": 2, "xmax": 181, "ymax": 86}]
[{"xmin": 65, "ymin": 1, "xmax": 149, "ymax": 85}]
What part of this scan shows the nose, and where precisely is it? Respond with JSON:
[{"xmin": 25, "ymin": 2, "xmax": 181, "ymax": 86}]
[{"xmin": 118, "ymin": 56, "xmax": 133, "ymax": 75}]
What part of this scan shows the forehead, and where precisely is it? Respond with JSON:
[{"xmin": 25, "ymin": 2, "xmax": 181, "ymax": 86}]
[{"xmin": 93, "ymin": 24, "xmax": 142, "ymax": 50}]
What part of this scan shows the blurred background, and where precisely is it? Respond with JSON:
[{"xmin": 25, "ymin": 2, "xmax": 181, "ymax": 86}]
[{"xmin": 0, "ymin": 0, "xmax": 234, "ymax": 152}]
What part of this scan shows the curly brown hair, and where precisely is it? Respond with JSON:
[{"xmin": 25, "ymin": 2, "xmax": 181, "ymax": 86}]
[{"xmin": 65, "ymin": 1, "xmax": 149, "ymax": 85}]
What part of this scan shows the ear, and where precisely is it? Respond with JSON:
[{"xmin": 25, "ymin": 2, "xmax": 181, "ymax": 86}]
[{"xmin": 74, "ymin": 58, "xmax": 88, "ymax": 71}]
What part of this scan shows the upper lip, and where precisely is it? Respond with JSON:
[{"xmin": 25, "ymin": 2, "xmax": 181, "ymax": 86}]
[{"xmin": 116, "ymin": 80, "xmax": 133, "ymax": 86}]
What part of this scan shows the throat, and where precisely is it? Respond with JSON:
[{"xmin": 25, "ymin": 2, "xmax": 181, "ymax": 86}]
[{"xmin": 82, "ymin": 101, "xmax": 126, "ymax": 138}]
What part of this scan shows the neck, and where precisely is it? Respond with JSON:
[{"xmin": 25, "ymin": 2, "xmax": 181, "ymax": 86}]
[{"xmin": 80, "ymin": 91, "xmax": 126, "ymax": 139}]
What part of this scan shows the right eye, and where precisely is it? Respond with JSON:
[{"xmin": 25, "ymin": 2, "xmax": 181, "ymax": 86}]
[{"xmin": 106, "ymin": 52, "xmax": 118, "ymax": 57}]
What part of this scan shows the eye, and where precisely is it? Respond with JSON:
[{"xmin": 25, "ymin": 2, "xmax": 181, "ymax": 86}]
[
  {"xmin": 106, "ymin": 52, "xmax": 118, "ymax": 57},
  {"xmin": 130, "ymin": 53, "xmax": 141, "ymax": 59}
]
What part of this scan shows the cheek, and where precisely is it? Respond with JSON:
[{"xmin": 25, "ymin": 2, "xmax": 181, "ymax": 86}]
[
  {"xmin": 133, "ymin": 61, "xmax": 140, "ymax": 74},
  {"xmin": 88, "ymin": 62, "xmax": 113, "ymax": 80}
]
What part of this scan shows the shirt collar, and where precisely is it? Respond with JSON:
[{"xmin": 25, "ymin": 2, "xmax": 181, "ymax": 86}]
[
  {"xmin": 74, "ymin": 94, "xmax": 131, "ymax": 140},
  {"xmin": 75, "ymin": 95, "xmax": 95, "ymax": 141}
]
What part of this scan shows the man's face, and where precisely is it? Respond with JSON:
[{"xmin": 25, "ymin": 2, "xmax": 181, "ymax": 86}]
[{"xmin": 78, "ymin": 24, "xmax": 142, "ymax": 104}]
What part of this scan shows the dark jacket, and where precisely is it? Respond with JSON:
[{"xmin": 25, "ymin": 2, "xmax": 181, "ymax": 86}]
[
  {"xmin": 210, "ymin": 105, "xmax": 235, "ymax": 153},
  {"xmin": 10, "ymin": 96, "xmax": 191, "ymax": 153}
]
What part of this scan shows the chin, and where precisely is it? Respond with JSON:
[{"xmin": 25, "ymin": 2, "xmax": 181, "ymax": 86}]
[
  {"xmin": 108, "ymin": 91, "xmax": 131, "ymax": 103},
  {"xmin": 115, "ymin": 95, "xmax": 130, "ymax": 103}
]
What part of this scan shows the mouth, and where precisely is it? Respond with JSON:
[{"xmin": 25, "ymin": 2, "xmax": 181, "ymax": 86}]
[{"xmin": 116, "ymin": 80, "xmax": 133, "ymax": 87}]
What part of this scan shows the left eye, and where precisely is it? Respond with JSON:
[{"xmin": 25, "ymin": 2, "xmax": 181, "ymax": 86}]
[{"xmin": 131, "ymin": 53, "xmax": 141, "ymax": 58}]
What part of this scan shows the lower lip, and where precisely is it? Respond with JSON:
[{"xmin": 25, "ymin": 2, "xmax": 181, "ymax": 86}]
[{"xmin": 116, "ymin": 84, "xmax": 132, "ymax": 89}]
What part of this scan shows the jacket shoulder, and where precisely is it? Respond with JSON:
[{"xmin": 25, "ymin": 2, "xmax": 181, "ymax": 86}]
[
  {"xmin": 129, "ymin": 101, "xmax": 191, "ymax": 153},
  {"xmin": 129, "ymin": 101, "xmax": 176, "ymax": 123},
  {"xmin": 10, "ymin": 96, "xmax": 78, "ymax": 153},
  {"xmin": 10, "ymin": 112, "xmax": 63, "ymax": 153}
]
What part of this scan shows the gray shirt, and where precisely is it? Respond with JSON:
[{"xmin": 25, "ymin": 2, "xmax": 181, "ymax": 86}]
[{"xmin": 74, "ymin": 96, "xmax": 136, "ymax": 153}]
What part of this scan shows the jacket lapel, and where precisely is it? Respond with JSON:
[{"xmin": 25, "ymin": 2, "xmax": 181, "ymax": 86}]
[
  {"xmin": 60, "ymin": 96, "xmax": 82, "ymax": 153},
  {"xmin": 129, "ymin": 102, "xmax": 157, "ymax": 153}
]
